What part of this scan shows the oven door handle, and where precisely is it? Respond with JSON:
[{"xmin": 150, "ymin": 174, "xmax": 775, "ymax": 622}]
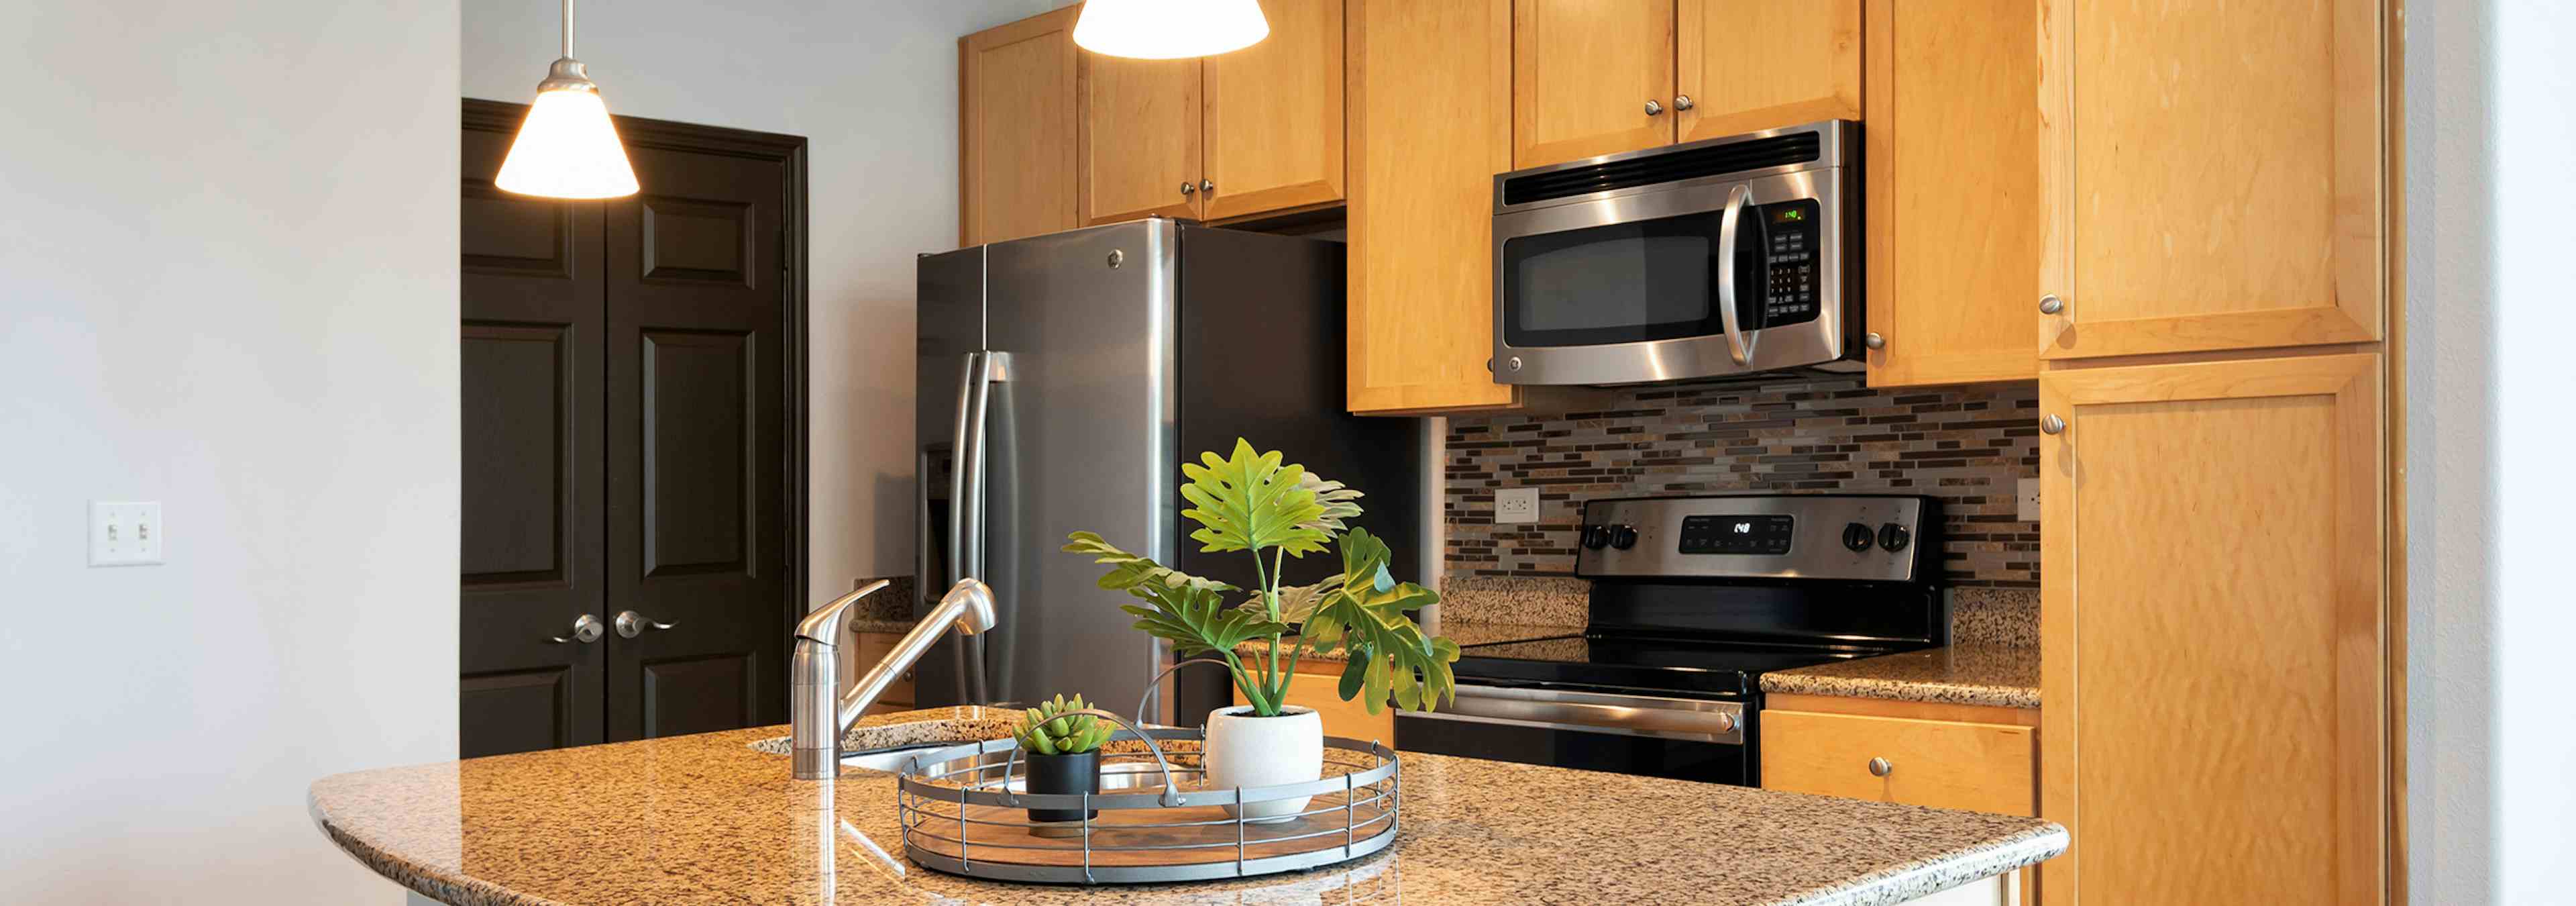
[
  {"xmin": 1715, "ymin": 183, "xmax": 1758, "ymax": 366},
  {"xmin": 1409, "ymin": 684, "xmax": 1746, "ymax": 744},
  {"xmin": 1401, "ymin": 709, "xmax": 1740, "ymax": 744}
]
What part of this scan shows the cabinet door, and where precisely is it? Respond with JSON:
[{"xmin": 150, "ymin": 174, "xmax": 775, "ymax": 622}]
[
  {"xmin": 1079, "ymin": 54, "xmax": 1204, "ymax": 225},
  {"xmin": 1201, "ymin": 0, "xmax": 1346, "ymax": 221},
  {"xmin": 2037, "ymin": 0, "xmax": 2385, "ymax": 358},
  {"xmin": 1860, "ymin": 0, "xmax": 2039, "ymax": 387},
  {"xmin": 960, "ymin": 7, "xmax": 1080, "ymax": 246},
  {"xmin": 1510, "ymin": 0, "xmax": 1676, "ymax": 168},
  {"xmin": 1674, "ymin": 0, "xmax": 1861, "ymax": 142},
  {"xmin": 1234, "ymin": 668, "xmax": 1397, "ymax": 747},
  {"xmin": 1347, "ymin": 0, "xmax": 1520, "ymax": 413},
  {"xmin": 2039, "ymin": 354, "xmax": 2385, "ymax": 905}
]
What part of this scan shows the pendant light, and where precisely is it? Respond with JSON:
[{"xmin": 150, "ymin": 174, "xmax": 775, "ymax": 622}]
[
  {"xmin": 495, "ymin": 0, "xmax": 639, "ymax": 199},
  {"xmin": 1073, "ymin": 0, "xmax": 1270, "ymax": 60}
]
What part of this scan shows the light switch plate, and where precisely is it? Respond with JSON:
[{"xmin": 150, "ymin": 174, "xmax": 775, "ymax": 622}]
[
  {"xmin": 1495, "ymin": 487, "xmax": 1540, "ymax": 524},
  {"xmin": 2017, "ymin": 479, "xmax": 2041, "ymax": 522},
  {"xmin": 89, "ymin": 501, "xmax": 164, "ymax": 566}
]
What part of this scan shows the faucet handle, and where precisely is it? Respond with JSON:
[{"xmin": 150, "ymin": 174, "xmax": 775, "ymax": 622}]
[{"xmin": 796, "ymin": 578, "xmax": 893, "ymax": 646}]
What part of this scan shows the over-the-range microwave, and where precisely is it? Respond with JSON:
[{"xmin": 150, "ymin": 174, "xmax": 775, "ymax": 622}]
[{"xmin": 1491, "ymin": 119, "xmax": 1860, "ymax": 386}]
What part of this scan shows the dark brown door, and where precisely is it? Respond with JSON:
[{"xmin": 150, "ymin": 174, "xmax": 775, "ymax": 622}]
[
  {"xmin": 601, "ymin": 143, "xmax": 790, "ymax": 741},
  {"xmin": 459, "ymin": 122, "xmax": 610, "ymax": 758}
]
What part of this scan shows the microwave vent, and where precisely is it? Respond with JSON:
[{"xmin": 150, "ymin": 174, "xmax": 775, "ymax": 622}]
[{"xmin": 1501, "ymin": 132, "xmax": 1823, "ymax": 207}]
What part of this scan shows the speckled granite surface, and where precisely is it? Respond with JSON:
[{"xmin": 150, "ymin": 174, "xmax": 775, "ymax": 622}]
[
  {"xmin": 1760, "ymin": 644, "xmax": 2041, "ymax": 709},
  {"xmin": 1949, "ymin": 587, "xmax": 2038, "ymax": 648},
  {"xmin": 1437, "ymin": 574, "xmax": 1589, "ymax": 626},
  {"xmin": 312, "ymin": 707, "xmax": 2063, "ymax": 905}
]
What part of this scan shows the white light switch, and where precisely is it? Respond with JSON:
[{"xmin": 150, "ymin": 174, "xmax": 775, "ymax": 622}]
[
  {"xmin": 89, "ymin": 501, "xmax": 164, "ymax": 566},
  {"xmin": 1495, "ymin": 487, "xmax": 1541, "ymax": 524},
  {"xmin": 2017, "ymin": 479, "xmax": 2041, "ymax": 522}
]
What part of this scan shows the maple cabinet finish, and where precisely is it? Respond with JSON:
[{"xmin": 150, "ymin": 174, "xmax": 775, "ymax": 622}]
[
  {"xmin": 1675, "ymin": 0, "xmax": 1862, "ymax": 144},
  {"xmin": 2037, "ymin": 0, "xmax": 2387, "ymax": 358},
  {"xmin": 1762, "ymin": 708, "xmax": 2037, "ymax": 818},
  {"xmin": 1861, "ymin": 0, "xmax": 2041, "ymax": 387},
  {"xmin": 1232, "ymin": 660, "xmax": 1397, "ymax": 748},
  {"xmin": 1078, "ymin": 54, "xmax": 1203, "ymax": 225},
  {"xmin": 1346, "ymin": 0, "xmax": 1521, "ymax": 414},
  {"xmin": 961, "ymin": 7, "xmax": 1080, "ymax": 246},
  {"xmin": 1511, "ymin": 0, "xmax": 1675, "ymax": 168},
  {"xmin": 2039, "ymin": 353, "xmax": 2386, "ymax": 905},
  {"xmin": 1077, "ymin": 0, "xmax": 1346, "ymax": 225},
  {"xmin": 851, "ymin": 631, "xmax": 920, "ymax": 717}
]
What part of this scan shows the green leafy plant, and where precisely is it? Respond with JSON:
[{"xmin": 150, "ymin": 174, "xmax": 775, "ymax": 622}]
[
  {"xmin": 1016, "ymin": 693, "xmax": 1112, "ymax": 756},
  {"xmin": 1063, "ymin": 439, "xmax": 1458, "ymax": 717}
]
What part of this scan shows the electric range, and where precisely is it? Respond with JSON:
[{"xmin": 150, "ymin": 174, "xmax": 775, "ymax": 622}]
[{"xmin": 1397, "ymin": 495, "xmax": 1945, "ymax": 786}]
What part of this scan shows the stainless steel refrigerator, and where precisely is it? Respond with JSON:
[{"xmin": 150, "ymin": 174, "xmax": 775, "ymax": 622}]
[{"xmin": 914, "ymin": 219, "xmax": 1423, "ymax": 723}]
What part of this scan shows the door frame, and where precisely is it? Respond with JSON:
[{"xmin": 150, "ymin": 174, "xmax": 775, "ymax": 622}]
[{"xmin": 462, "ymin": 98, "xmax": 812, "ymax": 700}]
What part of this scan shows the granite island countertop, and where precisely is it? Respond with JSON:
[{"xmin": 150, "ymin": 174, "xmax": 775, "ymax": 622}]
[
  {"xmin": 1760, "ymin": 644, "xmax": 2041, "ymax": 710},
  {"xmin": 311, "ymin": 707, "xmax": 2063, "ymax": 905}
]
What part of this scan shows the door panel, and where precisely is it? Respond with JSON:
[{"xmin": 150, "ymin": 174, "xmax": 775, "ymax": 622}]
[
  {"xmin": 1201, "ymin": 0, "xmax": 1346, "ymax": 219},
  {"xmin": 1675, "ymin": 0, "xmax": 1862, "ymax": 142},
  {"xmin": 1079, "ymin": 54, "xmax": 1203, "ymax": 224},
  {"xmin": 2039, "ymin": 354, "xmax": 2384, "ymax": 904},
  {"xmin": 460, "ymin": 122, "xmax": 606, "ymax": 758},
  {"xmin": 2038, "ymin": 0, "xmax": 2384, "ymax": 358},
  {"xmin": 962, "ymin": 7, "xmax": 1080, "ymax": 246},
  {"xmin": 1511, "ymin": 0, "xmax": 1676, "ymax": 168},
  {"xmin": 605, "ymin": 144, "xmax": 790, "ymax": 742}
]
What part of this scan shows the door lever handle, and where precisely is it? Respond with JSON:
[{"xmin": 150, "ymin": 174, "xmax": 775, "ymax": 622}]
[
  {"xmin": 614, "ymin": 611, "xmax": 677, "ymax": 638},
  {"xmin": 549, "ymin": 613, "xmax": 606, "ymax": 644}
]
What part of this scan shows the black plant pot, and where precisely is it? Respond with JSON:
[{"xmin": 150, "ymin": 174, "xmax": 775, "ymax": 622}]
[{"xmin": 1024, "ymin": 750, "xmax": 1101, "ymax": 823}]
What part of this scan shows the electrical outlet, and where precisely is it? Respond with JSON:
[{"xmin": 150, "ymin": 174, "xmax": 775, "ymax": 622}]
[
  {"xmin": 2017, "ymin": 479, "xmax": 2041, "ymax": 522},
  {"xmin": 1495, "ymin": 487, "xmax": 1540, "ymax": 524},
  {"xmin": 89, "ymin": 501, "xmax": 164, "ymax": 566}
]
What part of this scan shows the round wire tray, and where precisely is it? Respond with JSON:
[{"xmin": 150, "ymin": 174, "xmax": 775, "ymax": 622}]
[{"xmin": 892, "ymin": 711, "xmax": 1400, "ymax": 885}]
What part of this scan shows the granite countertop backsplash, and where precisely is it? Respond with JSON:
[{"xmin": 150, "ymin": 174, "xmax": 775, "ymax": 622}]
[{"xmin": 1762, "ymin": 589, "xmax": 2042, "ymax": 709}]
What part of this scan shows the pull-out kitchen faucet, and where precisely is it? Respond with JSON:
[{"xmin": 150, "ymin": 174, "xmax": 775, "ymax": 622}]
[{"xmin": 791, "ymin": 577, "xmax": 997, "ymax": 780}]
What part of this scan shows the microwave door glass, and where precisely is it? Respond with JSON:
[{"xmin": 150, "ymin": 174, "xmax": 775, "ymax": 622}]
[{"xmin": 1501, "ymin": 212, "xmax": 1726, "ymax": 348}]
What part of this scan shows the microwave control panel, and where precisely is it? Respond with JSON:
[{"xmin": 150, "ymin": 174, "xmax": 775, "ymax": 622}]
[{"xmin": 1756, "ymin": 199, "xmax": 1823, "ymax": 327}]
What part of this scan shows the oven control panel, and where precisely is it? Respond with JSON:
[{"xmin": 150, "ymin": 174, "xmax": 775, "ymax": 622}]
[{"xmin": 1576, "ymin": 495, "xmax": 1937, "ymax": 583}]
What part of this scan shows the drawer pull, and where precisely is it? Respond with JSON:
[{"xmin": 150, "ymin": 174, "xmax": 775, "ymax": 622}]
[{"xmin": 1867, "ymin": 757, "xmax": 1893, "ymax": 778}]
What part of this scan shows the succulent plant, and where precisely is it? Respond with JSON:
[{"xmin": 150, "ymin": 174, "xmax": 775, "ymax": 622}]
[{"xmin": 1016, "ymin": 693, "xmax": 1112, "ymax": 756}]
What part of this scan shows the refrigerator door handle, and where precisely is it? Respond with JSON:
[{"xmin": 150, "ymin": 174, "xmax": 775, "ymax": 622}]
[{"xmin": 949, "ymin": 350, "xmax": 1002, "ymax": 705}]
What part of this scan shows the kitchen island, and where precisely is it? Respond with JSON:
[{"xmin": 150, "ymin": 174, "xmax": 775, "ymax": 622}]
[{"xmin": 311, "ymin": 707, "xmax": 2063, "ymax": 905}]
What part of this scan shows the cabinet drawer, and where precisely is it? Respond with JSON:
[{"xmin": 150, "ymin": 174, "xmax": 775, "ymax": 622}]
[{"xmin": 1761, "ymin": 709, "xmax": 2035, "ymax": 817}]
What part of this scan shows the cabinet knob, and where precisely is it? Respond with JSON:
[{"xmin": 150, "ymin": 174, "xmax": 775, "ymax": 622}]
[
  {"xmin": 1644, "ymin": 99, "xmax": 1664, "ymax": 116},
  {"xmin": 1868, "ymin": 757, "xmax": 1893, "ymax": 778},
  {"xmin": 2041, "ymin": 414, "xmax": 2066, "ymax": 435},
  {"xmin": 1673, "ymin": 94, "xmax": 1695, "ymax": 111},
  {"xmin": 2039, "ymin": 294, "xmax": 2065, "ymax": 315},
  {"xmin": 1179, "ymin": 181, "xmax": 1195, "ymax": 195},
  {"xmin": 1200, "ymin": 179, "xmax": 1215, "ymax": 193},
  {"xmin": 1863, "ymin": 332, "xmax": 1885, "ymax": 350}
]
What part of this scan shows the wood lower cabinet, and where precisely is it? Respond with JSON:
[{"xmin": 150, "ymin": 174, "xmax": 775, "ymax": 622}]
[
  {"xmin": 1675, "ymin": 0, "xmax": 1862, "ymax": 143},
  {"xmin": 849, "ymin": 632, "xmax": 920, "ymax": 717},
  {"xmin": 960, "ymin": 7, "xmax": 1079, "ymax": 246},
  {"xmin": 1511, "ymin": 0, "xmax": 1675, "ymax": 168},
  {"xmin": 1232, "ymin": 662, "xmax": 1396, "ymax": 746},
  {"xmin": 1346, "ymin": 0, "xmax": 1521, "ymax": 414},
  {"xmin": 1861, "ymin": 0, "xmax": 2039, "ymax": 387},
  {"xmin": 2037, "ymin": 0, "xmax": 2387, "ymax": 359},
  {"xmin": 1763, "ymin": 694, "xmax": 2040, "ymax": 905},
  {"xmin": 2039, "ymin": 353, "xmax": 2386, "ymax": 905}
]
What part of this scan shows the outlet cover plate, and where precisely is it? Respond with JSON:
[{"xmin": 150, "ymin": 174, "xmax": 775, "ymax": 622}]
[
  {"xmin": 2017, "ymin": 479, "xmax": 2041, "ymax": 522},
  {"xmin": 89, "ymin": 501, "xmax": 164, "ymax": 567},
  {"xmin": 1495, "ymin": 487, "xmax": 1541, "ymax": 524}
]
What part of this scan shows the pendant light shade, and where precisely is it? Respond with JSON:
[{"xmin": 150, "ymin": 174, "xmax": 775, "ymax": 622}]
[
  {"xmin": 495, "ymin": 0, "xmax": 638, "ymax": 199},
  {"xmin": 1073, "ymin": 0, "xmax": 1269, "ymax": 60}
]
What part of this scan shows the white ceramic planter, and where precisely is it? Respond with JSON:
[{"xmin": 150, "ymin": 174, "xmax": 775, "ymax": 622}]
[{"xmin": 1202, "ymin": 705, "xmax": 1323, "ymax": 823}]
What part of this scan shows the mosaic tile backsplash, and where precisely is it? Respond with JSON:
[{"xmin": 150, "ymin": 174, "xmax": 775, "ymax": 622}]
[{"xmin": 1445, "ymin": 376, "xmax": 2040, "ymax": 589}]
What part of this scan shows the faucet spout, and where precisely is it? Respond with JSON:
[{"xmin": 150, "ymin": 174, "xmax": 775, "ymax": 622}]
[{"xmin": 792, "ymin": 577, "xmax": 998, "ymax": 780}]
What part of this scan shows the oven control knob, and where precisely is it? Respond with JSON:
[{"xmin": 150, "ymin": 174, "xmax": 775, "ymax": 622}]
[
  {"xmin": 1608, "ymin": 525, "xmax": 1639, "ymax": 550},
  {"xmin": 1581, "ymin": 525, "xmax": 1612, "ymax": 550},
  {"xmin": 1877, "ymin": 523, "xmax": 1912, "ymax": 553},
  {"xmin": 1841, "ymin": 522, "xmax": 1876, "ymax": 552}
]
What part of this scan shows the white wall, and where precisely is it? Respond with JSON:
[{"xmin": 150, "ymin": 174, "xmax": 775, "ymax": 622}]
[
  {"xmin": 462, "ymin": 0, "xmax": 1055, "ymax": 605},
  {"xmin": 2407, "ymin": 1, "xmax": 2576, "ymax": 900},
  {"xmin": 0, "ymin": 1, "xmax": 462, "ymax": 903}
]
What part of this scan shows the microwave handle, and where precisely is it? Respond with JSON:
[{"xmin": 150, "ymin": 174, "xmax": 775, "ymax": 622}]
[{"xmin": 1715, "ymin": 184, "xmax": 1756, "ymax": 366}]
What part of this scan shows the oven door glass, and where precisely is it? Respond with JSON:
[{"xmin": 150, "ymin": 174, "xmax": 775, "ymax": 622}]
[
  {"xmin": 1392, "ymin": 683, "xmax": 1754, "ymax": 785},
  {"xmin": 1499, "ymin": 199, "xmax": 1821, "ymax": 349}
]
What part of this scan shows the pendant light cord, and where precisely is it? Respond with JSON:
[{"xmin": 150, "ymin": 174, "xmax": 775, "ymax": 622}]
[{"xmin": 561, "ymin": 0, "xmax": 574, "ymax": 60}]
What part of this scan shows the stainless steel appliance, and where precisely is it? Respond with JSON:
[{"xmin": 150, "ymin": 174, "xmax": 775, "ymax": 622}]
[
  {"xmin": 1395, "ymin": 494, "xmax": 1943, "ymax": 785},
  {"xmin": 1490, "ymin": 120, "xmax": 1860, "ymax": 386},
  {"xmin": 914, "ymin": 219, "xmax": 1423, "ymax": 722}
]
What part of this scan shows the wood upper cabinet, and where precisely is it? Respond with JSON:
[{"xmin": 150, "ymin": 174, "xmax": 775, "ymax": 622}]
[
  {"xmin": 1079, "ymin": 54, "xmax": 1203, "ymax": 225},
  {"xmin": 2039, "ymin": 354, "xmax": 2385, "ymax": 905},
  {"xmin": 1511, "ymin": 0, "xmax": 1675, "ymax": 168},
  {"xmin": 1676, "ymin": 0, "xmax": 1862, "ymax": 143},
  {"xmin": 960, "ymin": 7, "xmax": 1080, "ymax": 246},
  {"xmin": 1861, "ymin": 0, "xmax": 2039, "ymax": 387},
  {"xmin": 1077, "ymin": 0, "xmax": 1346, "ymax": 225},
  {"xmin": 1347, "ymin": 0, "xmax": 1520, "ymax": 414},
  {"xmin": 1201, "ymin": 0, "xmax": 1347, "ymax": 219},
  {"xmin": 2037, "ymin": 0, "xmax": 2387, "ymax": 359}
]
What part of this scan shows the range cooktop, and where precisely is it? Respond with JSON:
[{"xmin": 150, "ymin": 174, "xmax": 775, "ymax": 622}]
[{"xmin": 1450, "ymin": 632, "xmax": 1905, "ymax": 698}]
